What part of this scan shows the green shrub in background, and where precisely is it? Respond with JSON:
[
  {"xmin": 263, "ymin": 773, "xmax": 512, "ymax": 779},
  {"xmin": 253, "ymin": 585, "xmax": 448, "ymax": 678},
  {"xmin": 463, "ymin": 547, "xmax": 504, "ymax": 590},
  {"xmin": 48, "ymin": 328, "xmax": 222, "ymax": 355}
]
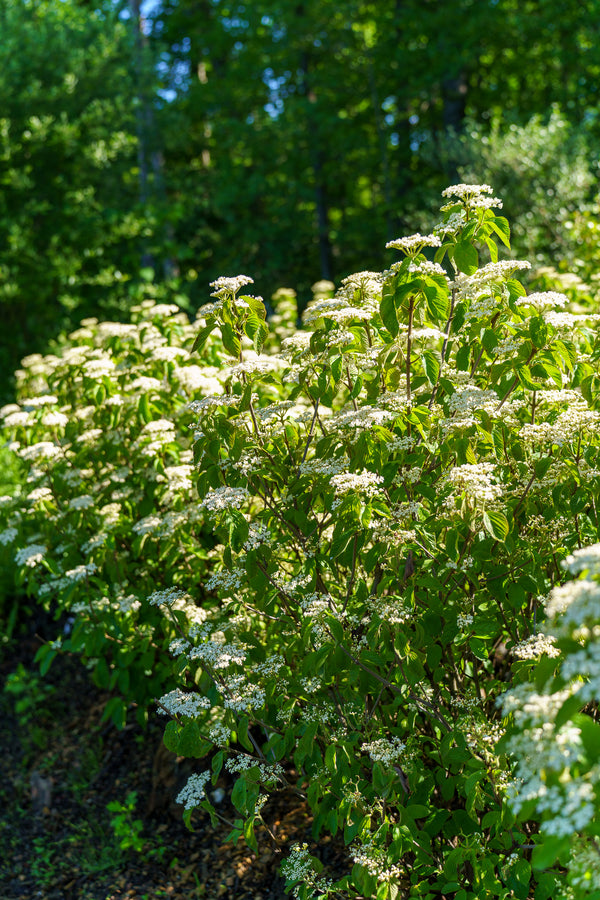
[
  {"xmin": 429, "ymin": 107, "xmax": 598, "ymax": 271},
  {"xmin": 152, "ymin": 186, "xmax": 600, "ymax": 898}
]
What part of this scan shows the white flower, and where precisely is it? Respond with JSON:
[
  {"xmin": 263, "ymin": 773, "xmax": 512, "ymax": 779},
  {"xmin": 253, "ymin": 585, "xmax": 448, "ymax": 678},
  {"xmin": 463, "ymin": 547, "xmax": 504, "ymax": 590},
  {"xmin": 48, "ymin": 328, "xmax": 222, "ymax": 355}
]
[
  {"xmin": 176, "ymin": 771, "xmax": 211, "ymax": 809},
  {"xmin": 386, "ymin": 233, "xmax": 442, "ymax": 254},
  {"xmin": 562, "ymin": 544, "xmax": 600, "ymax": 577},
  {"xmin": 15, "ymin": 543, "xmax": 46, "ymax": 567},
  {"xmin": 330, "ymin": 469, "xmax": 384, "ymax": 497},
  {"xmin": 446, "ymin": 462, "xmax": 502, "ymax": 504},
  {"xmin": 41, "ymin": 411, "xmax": 69, "ymax": 428},
  {"xmin": 2, "ymin": 410, "xmax": 33, "ymax": 427},
  {"xmin": 22, "ymin": 394, "xmax": 59, "ymax": 408},
  {"xmin": 18, "ymin": 442, "xmax": 61, "ymax": 461},
  {"xmin": 361, "ymin": 736, "xmax": 405, "ymax": 765},
  {"xmin": 512, "ymin": 634, "xmax": 561, "ymax": 660},
  {"xmin": 199, "ymin": 486, "xmax": 250, "ymax": 511},
  {"xmin": 158, "ymin": 688, "xmax": 211, "ymax": 717},
  {"xmin": 0, "ymin": 527, "xmax": 18, "ymax": 545},
  {"xmin": 147, "ymin": 587, "xmax": 188, "ymax": 607},
  {"xmin": 441, "ymin": 184, "xmax": 502, "ymax": 208},
  {"xmin": 209, "ymin": 275, "xmax": 254, "ymax": 298},
  {"xmin": 69, "ymin": 494, "xmax": 94, "ymax": 510},
  {"xmin": 523, "ymin": 291, "xmax": 568, "ymax": 311}
]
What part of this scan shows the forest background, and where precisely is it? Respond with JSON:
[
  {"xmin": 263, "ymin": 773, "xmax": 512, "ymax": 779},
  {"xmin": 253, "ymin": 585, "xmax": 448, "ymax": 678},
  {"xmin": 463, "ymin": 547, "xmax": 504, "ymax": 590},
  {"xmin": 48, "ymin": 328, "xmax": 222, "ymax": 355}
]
[{"xmin": 2, "ymin": 0, "xmax": 600, "ymax": 406}]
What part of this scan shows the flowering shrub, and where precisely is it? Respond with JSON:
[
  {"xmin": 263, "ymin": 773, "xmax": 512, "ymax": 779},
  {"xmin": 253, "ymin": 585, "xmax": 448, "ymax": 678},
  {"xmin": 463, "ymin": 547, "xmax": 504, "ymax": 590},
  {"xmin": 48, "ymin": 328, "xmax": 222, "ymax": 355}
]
[
  {"xmin": 5, "ymin": 184, "xmax": 600, "ymax": 896},
  {"xmin": 0, "ymin": 293, "xmax": 235, "ymax": 725},
  {"xmin": 153, "ymin": 185, "xmax": 600, "ymax": 898}
]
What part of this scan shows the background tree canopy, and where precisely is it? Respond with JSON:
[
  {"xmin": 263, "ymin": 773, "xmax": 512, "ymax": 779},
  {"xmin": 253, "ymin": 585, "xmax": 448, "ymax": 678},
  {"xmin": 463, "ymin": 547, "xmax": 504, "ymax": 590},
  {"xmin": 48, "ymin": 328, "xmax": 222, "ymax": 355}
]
[{"xmin": 1, "ymin": 0, "xmax": 599, "ymax": 401}]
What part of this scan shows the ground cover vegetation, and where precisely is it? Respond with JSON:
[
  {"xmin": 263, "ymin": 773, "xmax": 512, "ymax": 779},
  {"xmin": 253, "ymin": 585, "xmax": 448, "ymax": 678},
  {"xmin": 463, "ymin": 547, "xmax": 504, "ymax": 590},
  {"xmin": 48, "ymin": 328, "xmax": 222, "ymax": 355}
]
[{"xmin": 4, "ymin": 185, "xmax": 600, "ymax": 897}]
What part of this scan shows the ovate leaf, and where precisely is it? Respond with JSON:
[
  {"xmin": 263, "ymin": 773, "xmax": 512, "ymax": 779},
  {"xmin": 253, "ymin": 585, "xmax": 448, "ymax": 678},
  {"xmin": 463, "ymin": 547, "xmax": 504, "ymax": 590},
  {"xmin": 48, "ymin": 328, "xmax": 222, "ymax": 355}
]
[{"xmin": 483, "ymin": 510, "xmax": 509, "ymax": 541}]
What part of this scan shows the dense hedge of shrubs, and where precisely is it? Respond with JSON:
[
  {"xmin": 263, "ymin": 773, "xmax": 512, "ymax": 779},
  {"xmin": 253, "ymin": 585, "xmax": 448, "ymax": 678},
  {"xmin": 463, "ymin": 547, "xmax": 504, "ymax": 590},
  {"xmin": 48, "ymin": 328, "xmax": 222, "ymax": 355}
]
[{"xmin": 4, "ymin": 186, "xmax": 600, "ymax": 898}]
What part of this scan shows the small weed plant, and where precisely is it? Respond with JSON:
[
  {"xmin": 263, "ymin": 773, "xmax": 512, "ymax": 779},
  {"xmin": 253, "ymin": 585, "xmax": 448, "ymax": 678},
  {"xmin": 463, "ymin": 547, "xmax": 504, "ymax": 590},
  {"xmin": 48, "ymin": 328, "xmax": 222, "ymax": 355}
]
[
  {"xmin": 3, "ymin": 185, "xmax": 600, "ymax": 896},
  {"xmin": 107, "ymin": 790, "xmax": 146, "ymax": 853}
]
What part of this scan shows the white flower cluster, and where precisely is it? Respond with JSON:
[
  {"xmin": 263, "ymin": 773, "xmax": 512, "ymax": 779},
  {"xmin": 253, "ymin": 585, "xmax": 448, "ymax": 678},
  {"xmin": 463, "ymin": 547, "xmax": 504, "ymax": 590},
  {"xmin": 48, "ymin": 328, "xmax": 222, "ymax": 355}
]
[
  {"xmin": 176, "ymin": 771, "xmax": 211, "ymax": 809},
  {"xmin": 501, "ymin": 544, "xmax": 600, "ymax": 839},
  {"xmin": 225, "ymin": 753, "xmax": 283, "ymax": 783},
  {"xmin": 407, "ymin": 260, "xmax": 447, "ymax": 278},
  {"xmin": 189, "ymin": 635, "xmax": 247, "ymax": 669},
  {"xmin": 512, "ymin": 633, "xmax": 560, "ymax": 660},
  {"xmin": 0, "ymin": 527, "xmax": 18, "ymax": 545},
  {"xmin": 330, "ymin": 469, "xmax": 384, "ymax": 497},
  {"xmin": 454, "ymin": 260, "xmax": 531, "ymax": 302},
  {"xmin": 209, "ymin": 274, "xmax": 254, "ymax": 298},
  {"xmin": 569, "ymin": 838, "xmax": 600, "ymax": 892},
  {"xmin": 386, "ymin": 233, "xmax": 442, "ymax": 254},
  {"xmin": 280, "ymin": 843, "xmax": 328, "ymax": 898},
  {"xmin": 199, "ymin": 486, "xmax": 250, "ymax": 512},
  {"xmin": 330, "ymin": 404, "xmax": 397, "ymax": 432},
  {"xmin": 441, "ymin": 183, "xmax": 503, "ymax": 209},
  {"xmin": 457, "ymin": 612, "xmax": 474, "ymax": 630},
  {"xmin": 351, "ymin": 834, "xmax": 403, "ymax": 884},
  {"xmin": 18, "ymin": 441, "xmax": 61, "ymax": 462},
  {"xmin": 523, "ymin": 291, "xmax": 568, "ymax": 311},
  {"xmin": 446, "ymin": 462, "xmax": 503, "ymax": 504},
  {"xmin": 15, "ymin": 543, "xmax": 46, "ymax": 567},
  {"xmin": 69, "ymin": 494, "xmax": 94, "ymax": 510},
  {"xmin": 158, "ymin": 688, "xmax": 211, "ymax": 717},
  {"xmin": 446, "ymin": 386, "xmax": 499, "ymax": 417},
  {"xmin": 146, "ymin": 587, "xmax": 188, "ymax": 607},
  {"xmin": 361, "ymin": 735, "xmax": 405, "ymax": 765},
  {"xmin": 562, "ymin": 543, "xmax": 600, "ymax": 577}
]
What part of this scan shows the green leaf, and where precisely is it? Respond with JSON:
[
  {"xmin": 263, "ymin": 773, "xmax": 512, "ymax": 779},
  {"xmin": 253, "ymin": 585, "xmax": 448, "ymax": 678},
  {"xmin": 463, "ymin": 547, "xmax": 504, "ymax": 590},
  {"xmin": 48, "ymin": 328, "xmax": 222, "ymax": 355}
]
[
  {"xmin": 231, "ymin": 776, "xmax": 248, "ymax": 815},
  {"xmin": 220, "ymin": 322, "xmax": 242, "ymax": 359},
  {"xmin": 192, "ymin": 321, "xmax": 216, "ymax": 353},
  {"xmin": 242, "ymin": 295, "xmax": 267, "ymax": 320},
  {"xmin": 453, "ymin": 240, "xmax": 479, "ymax": 275},
  {"xmin": 424, "ymin": 282, "xmax": 449, "ymax": 321},
  {"xmin": 484, "ymin": 235, "xmax": 498, "ymax": 263},
  {"xmin": 381, "ymin": 281, "xmax": 399, "ymax": 337},
  {"xmin": 35, "ymin": 644, "xmax": 57, "ymax": 677},
  {"xmin": 243, "ymin": 817, "xmax": 259, "ymax": 853},
  {"xmin": 531, "ymin": 835, "xmax": 571, "ymax": 870},
  {"xmin": 237, "ymin": 716, "xmax": 254, "ymax": 752},
  {"xmin": 331, "ymin": 355, "xmax": 343, "ymax": 383},
  {"xmin": 483, "ymin": 510, "xmax": 509, "ymax": 541},
  {"xmin": 422, "ymin": 350, "xmax": 440, "ymax": 385},
  {"xmin": 138, "ymin": 392, "xmax": 152, "ymax": 424},
  {"xmin": 350, "ymin": 374, "xmax": 363, "ymax": 400},
  {"xmin": 490, "ymin": 215, "xmax": 511, "ymax": 247},
  {"xmin": 528, "ymin": 316, "xmax": 548, "ymax": 349}
]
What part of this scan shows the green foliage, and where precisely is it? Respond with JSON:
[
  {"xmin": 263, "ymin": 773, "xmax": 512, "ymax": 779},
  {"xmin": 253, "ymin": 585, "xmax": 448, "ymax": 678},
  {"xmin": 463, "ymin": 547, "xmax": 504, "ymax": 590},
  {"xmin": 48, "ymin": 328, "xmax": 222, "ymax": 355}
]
[
  {"xmin": 437, "ymin": 107, "xmax": 597, "ymax": 266},
  {"xmin": 501, "ymin": 547, "xmax": 600, "ymax": 896},
  {"xmin": 107, "ymin": 790, "xmax": 146, "ymax": 853},
  {"xmin": 0, "ymin": 291, "xmax": 231, "ymax": 726},
  {"xmin": 3, "ymin": 662, "xmax": 56, "ymax": 752},
  {"xmin": 0, "ymin": 0, "xmax": 158, "ymax": 401},
  {"xmin": 153, "ymin": 186, "xmax": 600, "ymax": 897},
  {"xmin": 5, "ymin": 121, "xmax": 600, "ymax": 883},
  {"xmin": 2, "ymin": 0, "xmax": 600, "ymax": 409}
]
